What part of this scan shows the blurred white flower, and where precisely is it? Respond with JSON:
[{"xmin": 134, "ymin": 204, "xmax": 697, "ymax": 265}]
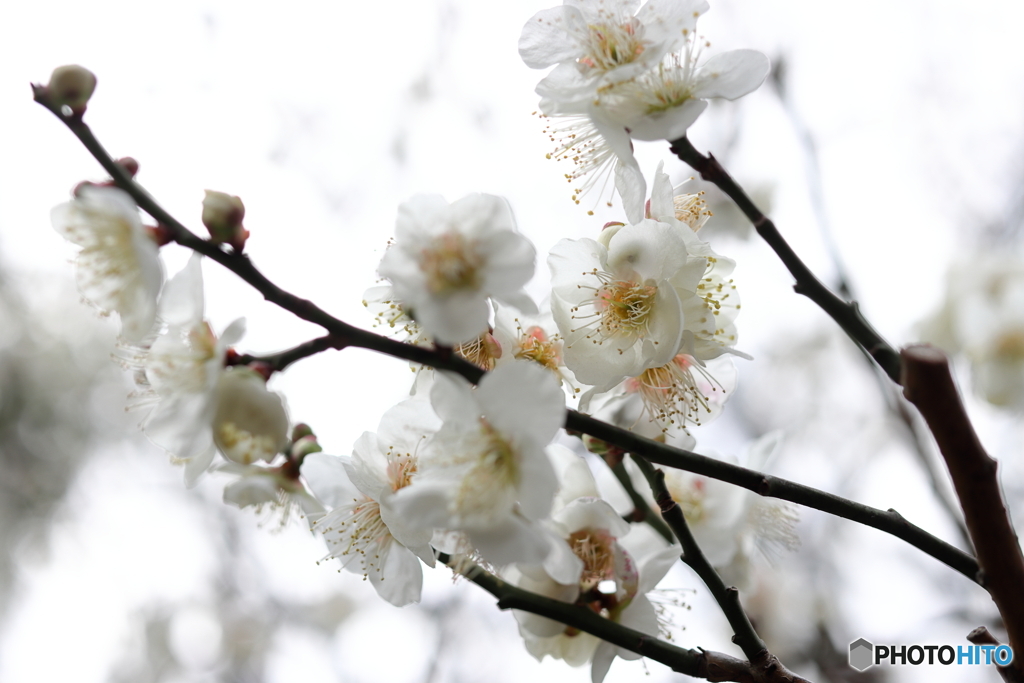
[
  {"xmin": 212, "ymin": 367, "xmax": 290, "ymax": 465},
  {"xmin": 51, "ymin": 185, "xmax": 164, "ymax": 342},
  {"xmin": 920, "ymin": 251, "xmax": 1024, "ymax": 408},
  {"xmin": 390, "ymin": 361, "xmax": 565, "ymax": 567},
  {"xmin": 377, "ymin": 193, "xmax": 537, "ymax": 345},
  {"xmin": 301, "ymin": 397, "xmax": 440, "ymax": 606},
  {"xmin": 221, "ymin": 461, "xmax": 325, "ymax": 530},
  {"xmin": 123, "ymin": 255, "xmax": 243, "ymax": 486},
  {"xmin": 646, "ymin": 433, "xmax": 798, "ymax": 587}
]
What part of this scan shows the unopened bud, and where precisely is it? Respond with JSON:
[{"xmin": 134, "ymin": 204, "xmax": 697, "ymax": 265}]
[
  {"xmin": 46, "ymin": 65, "xmax": 97, "ymax": 115},
  {"xmin": 202, "ymin": 190, "xmax": 248, "ymax": 251},
  {"xmin": 582, "ymin": 435, "xmax": 625, "ymax": 466},
  {"xmin": 290, "ymin": 435, "xmax": 322, "ymax": 459},
  {"xmin": 116, "ymin": 157, "xmax": 140, "ymax": 178},
  {"xmin": 291, "ymin": 423, "xmax": 315, "ymax": 441}
]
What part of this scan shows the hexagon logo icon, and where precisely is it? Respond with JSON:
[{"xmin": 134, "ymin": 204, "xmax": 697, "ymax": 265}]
[{"xmin": 849, "ymin": 638, "xmax": 874, "ymax": 671}]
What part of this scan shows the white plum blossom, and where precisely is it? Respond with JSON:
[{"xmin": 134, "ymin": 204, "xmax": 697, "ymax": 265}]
[
  {"xmin": 637, "ymin": 433, "xmax": 799, "ymax": 587},
  {"xmin": 126, "ymin": 254, "xmax": 244, "ymax": 485},
  {"xmin": 377, "ymin": 193, "xmax": 537, "ymax": 346},
  {"xmin": 51, "ymin": 185, "xmax": 164, "ymax": 341},
  {"xmin": 390, "ymin": 361, "xmax": 566, "ymax": 567},
  {"xmin": 549, "ymin": 218, "xmax": 708, "ymax": 391},
  {"xmin": 212, "ymin": 367, "xmax": 290, "ymax": 465},
  {"xmin": 301, "ymin": 397, "xmax": 440, "ymax": 606},
  {"xmin": 920, "ymin": 251, "xmax": 1024, "ymax": 409},
  {"xmin": 492, "ymin": 301, "xmax": 580, "ymax": 394},
  {"xmin": 520, "ymin": 0, "xmax": 709, "ymax": 104},
  {"xmin": 609, "ymin": 40, "xmax": 770, "ymax": 143},
  {"xmin": 577, "ymin": 164, "xmax": 745, "ymax": 435},
  {"xmin": 521, "ymin": 0, "xmax": 709, "ymax": 221},
  {"xmin": 585, "ymin": 354, "xmax": 736, "ymax": 438},
  {"xmin": 508, "ymin": 502, "xmax": 680, "ymax": 683},
  {"xmin": 524, "ymin": 3, "xmax": 768, "ymax": 222}
]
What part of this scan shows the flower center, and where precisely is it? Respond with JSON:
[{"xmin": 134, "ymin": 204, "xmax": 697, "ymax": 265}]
[
  {"xmin": 386, "ymin": 455, "xmax": 418, "ymax": 492},
  {"xmin": 514, "ymin": 325, "xmax": 562, "ymax": 372},
  {"xmin": 419, "ymin": 232, "xmax": 483, "ymax": 294},
  {"xmin": 578, "ymin": 20, "xmax": 646, "ymax": 74},
  {"xmin": 628, "ymin": 36, "xmax": 710, "ymax": 115},
  {"xmin": 456, "ymin": 332, "xmax": 502, "ymax": 370},
  {"xmin": 217, "ymin": 422, "xmax": 280, "ymax": 465},
  {"xmin": 452, "ymin": 420, "xmax": 520, "ymax": 520},
  {"xmin": 561, "ymin": 528, "xmax": 637, "ymax": 633},
  {"xmin": 569, "ymin": 270, "xmax": 660, "ymax": 349},
  {"xmin": 568, "ymin": 528, "xmax": 617, "ymax": 591},
  {"xmin": 673, "ymin": 191, "xmax": 711, "ymax": 231},
  {"xmin": 626, "ymin": 354, "xmax": 723, "ymax": 430}
]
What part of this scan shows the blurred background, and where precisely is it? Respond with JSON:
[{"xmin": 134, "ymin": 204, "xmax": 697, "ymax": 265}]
[{"xmin": 2, "ymin": 0, "xmax": 1024, "ymax": 681}]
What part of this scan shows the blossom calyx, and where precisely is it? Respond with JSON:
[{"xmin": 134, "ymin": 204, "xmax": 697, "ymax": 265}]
[
  {"xmin": 202, "ymin": 190, "xmax": 248, "ymax": 251},
  {"xmin": 45, "ymin": 65, "xmax": 97, "ymax": 115}
]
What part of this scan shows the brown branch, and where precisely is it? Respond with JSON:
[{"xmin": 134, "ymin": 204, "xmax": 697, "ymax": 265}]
[
  {"xmin": 631, "ymin": 455, "xmax": 768, "ymax": 663},
  {"xmin": 967, "ymin": 626, "xmax": 1023, "ymax": 683},
  {"xmin": 232, "ymin": 334, "xmax": 344, "ymax": 373},
  {"xmin": 668, "ymin": 135, "xmax": 901, "ymax": 384},
  {"xmin": 439, "ymin": 552, "xmax": 812, "ymax": 682},
  {"xmin": 901, "ymin": 344, "xmax": 1024, "ymax": 678}
]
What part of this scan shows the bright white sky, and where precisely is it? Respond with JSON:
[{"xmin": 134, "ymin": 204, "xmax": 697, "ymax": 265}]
[{"xmin": 2, "ymin": 1, "xmax": 1024, "ymax": 681}]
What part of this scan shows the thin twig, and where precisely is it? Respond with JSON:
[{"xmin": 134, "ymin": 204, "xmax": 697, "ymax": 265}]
[
  {"xmin": 631, "ymin": 455, "xmax": 767, "ymax": 662},
  {"xmin": 566, "ymin": 409, "xmax": 979, "ymax": 582},
  {"xmin": 668, "ymin": 135, "xmax": 901, "ymax": 383},
  {"xmin": 901, "ymin": 345, "xmax": 1024, "ymax": 679},
  {"xmin": 610, "ymin": 460, "xmax": 674, "ymax": 543},
  {"xmin": 232, "ymin": 334, "xmax": 344, "ymax": 373}
]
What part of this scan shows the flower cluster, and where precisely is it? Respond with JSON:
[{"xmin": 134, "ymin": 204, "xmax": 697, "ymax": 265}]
[
  {"xmin": 43, "ymin": 9, "xmax": 791, "ymax": 678},
  {"xmin": 520, "ymin": 0, "xmax": 770, "ymax": 220}
]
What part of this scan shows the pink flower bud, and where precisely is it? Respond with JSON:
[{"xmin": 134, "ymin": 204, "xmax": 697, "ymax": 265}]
[{"xmin": 116, "ymin": 157, "xmax": 140, "ymax": 178}]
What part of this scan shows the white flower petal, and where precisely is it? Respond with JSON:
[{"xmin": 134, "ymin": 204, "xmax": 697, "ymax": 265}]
[
  {"xmin": 368, "ymin": 542, "xmax": 424, "ymax": 607},
  {"xmin": 301, "ymin": 453, "xmax": 360, "ymax": 509},
  {"xmin": 519, "ymin": 5, "xmax": 586, "ymax": 69},
  {"xmin": 160, "ymin": 254, "xmax": 205, "ymax": 328},
  {"xmin": 476, "ymin": 361, "xmax": 565, "ymax": 449},
  {"xmin": 691, "ymin": 50, "xmax": 771, "ymax": 101}
]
